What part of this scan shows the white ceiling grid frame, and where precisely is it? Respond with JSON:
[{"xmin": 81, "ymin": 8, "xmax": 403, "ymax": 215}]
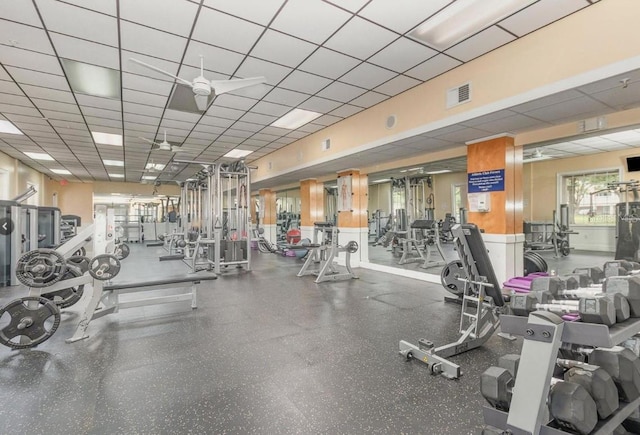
[
  {"xmin": 249, "ymin": 29, "xmax": 318, "ymax": 68},
  {"xmin": 324, "ymin": 16, "xmax": 398, "ymax": 60},
  {"xmin": 271, "ymin": 0, "xmax": 352, "ymax": 44},
  {"xmin": 368, "ymin": 37, "xmax": 438, "ymax": 73},
  {"xmin": 120, "ymin": 21, "xmax": 188, "ymax": 62},
  {"xmin": 499, "ymin": 0, "xmax": 590, "ymax": 37},
  {"xmin": 0, "ymin": 20, "xmax": 55, "ymax": 55},
  {"xmin": 359, "ymin": 0, "xmax": 453, "ymax": 34},
  {"xmin": 35, "ymin": 0, "xmax": 118, "ymax": 46},
  {"xmin": 444, "ymin": 26, "xmax": 516, "ymax": 63},
  {"xmin": 192, "ymin": 6, "xmax": 265, "ymax": 53}
]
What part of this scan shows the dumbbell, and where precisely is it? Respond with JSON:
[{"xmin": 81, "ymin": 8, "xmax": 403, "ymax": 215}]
[
  {"xmin": 540, "ymin": 292, "xmax": 631, "ymax": 323},
  {"xmin": 574, "ymin": 266, "xmax": 605, "ymax": 284},
  {"xmin": 604, "ymin": 260, "xmax": 640, "ymax": 279},
  {"xmin": 532, "ymin": 275, "xmax": 640, "ymax": 318},
  {"xmin": 498, "ymin": 354, "xmax": 619, "ymax": 419},
  {"xmin": 510, "ymin": 293, "xmax": 616, "ymax": 325},
  {"xmin": 481, "ymin": 364, "xmax": 598, "ymax": 434},
  {"xmin": 585, "ymin": 347, "xmax": 640, "ymax": 402}
]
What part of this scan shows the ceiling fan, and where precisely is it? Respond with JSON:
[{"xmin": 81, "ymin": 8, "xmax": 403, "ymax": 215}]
[
  {"xmin": 140, "ymin": 130, "xmax": 186, "ymax": 153},
  {"xmin": 130, "ymin": 55, "xmax": 266, "ymax": 111}
]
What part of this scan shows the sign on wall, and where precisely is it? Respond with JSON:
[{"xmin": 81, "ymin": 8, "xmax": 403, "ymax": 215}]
[
  {"xmin": 468, "ymin": 169, "xmax": 505, "ymax": 193},
  {"xmin": 337, "ymin": 175, "xmax": 352, "ymax": 211}
]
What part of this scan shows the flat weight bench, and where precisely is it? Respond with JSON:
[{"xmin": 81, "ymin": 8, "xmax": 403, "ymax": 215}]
[{"xmin": 66, "ymin": 274, "xmax": 217, "ymax": 343}]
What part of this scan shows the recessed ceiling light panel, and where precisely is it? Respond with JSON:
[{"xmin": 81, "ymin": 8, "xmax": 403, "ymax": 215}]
[
  {"xmin": 24, "ymin": 151, "xmax": 54, "ymax": 161},
  {"xmin": 271, "ymin": 109, "xmax": 322, "ymax": 130},
  {"xmin": 51, "ymin": 169, "xmax": 71, "ymax": 175},
  {"xmin": 62, "ymin": 58, "xmax": 121, "ymax": 99},
  {"xmin": 103, "ymin": 159, "xmax": 124, "ymax": 167},
  {"xmin": 0, "ymin": 120, "xmax": 23, "ymax": 135},
  {"xmin": 92, "ymin": 131, "xmax": 122, "ymax": 146},
  {"xmin": 109, "ymin": 173, "xmax": 125, "ymax": 178},
  {"xmin": 224, "ymin": 149, "xmax": 253, "ymax": 159}
]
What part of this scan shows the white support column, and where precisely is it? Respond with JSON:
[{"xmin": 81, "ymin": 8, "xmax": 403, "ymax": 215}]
[
  {"xmin": 481, "ymin": 232, "xmax": 525, "ymax": 285},
  {"xmin": 335, "ymin": 227, "xmax": 368, "ymax": 268}
]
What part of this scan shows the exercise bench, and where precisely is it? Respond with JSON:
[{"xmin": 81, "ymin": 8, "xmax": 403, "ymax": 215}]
[{"xmin": 67, "ymin": 274, "xmax": 217, "ymax": 343}]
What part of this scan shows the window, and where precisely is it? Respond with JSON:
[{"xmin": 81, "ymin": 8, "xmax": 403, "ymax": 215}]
[
  {"xmin": 452, "ymin": 183, "xmax": 468, "ymax": 223},
  {"xmin": 559, "ymin": 169, "xmax": 620, "ymax": 225}
]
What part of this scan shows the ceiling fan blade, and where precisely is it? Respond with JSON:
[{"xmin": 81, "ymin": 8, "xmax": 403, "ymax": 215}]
[
  {"xmin": 129, "ymin": 58, "xmax": 194, "ymax": 87},
  {"xmin": 139, "ymin": 136, "xmax": 161, "ymax": 146},
  {"xmin": 172, "ymin": 148, "xmax": 188, "ymax": 152},
  {"xmin": 211, "ymin": 76, "xmax": 266, "ymax": 95},
  {"xmin": 194, "ymin": 94, "xmax": 209, "ymax": 111}
]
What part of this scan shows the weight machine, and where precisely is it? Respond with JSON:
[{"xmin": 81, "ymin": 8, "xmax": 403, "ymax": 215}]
[
  {"xmin": 296, "ymin": 222, "xmax": 359, "ymax": 283},
  {"xmin": 524, "ymin": 204, "xmax": 577, "ymax": 257},
  {"xmin": 37, "ymin": 206, "xmax": 61, "ymax": 248},
  {"xmin": 399, "ymin": 223, "xmax": 506, "ymax": 379}
]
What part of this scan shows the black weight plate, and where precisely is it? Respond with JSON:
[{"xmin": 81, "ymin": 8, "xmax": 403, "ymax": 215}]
[
  {"xmin": 531, "ymin": 252, "xmax": 548, "ymax": 272},
  {"xmin": 42, "ymin": 265, "xmax": 84, "ymax": 308},
  {"xmin": 67, "ymin": 255, "xmax": 90, "ymax": 273},
  {"xmin": 89, "ymin": 254, "xmax": 121, "ymax": 281},
  {"xmin": 0, "ymin": 296, "xmax": 61, "ymax": 349},
  {"xmin": 441, "ymin": 260, "xmax": 466, "ymax": 295},
  {"xmin": 523, "ymin": 252, "xmax": 536, "ymax": 276},
  {"xmin": 15, "ymin": 249, "xmax": 67, "ymax": 288}
]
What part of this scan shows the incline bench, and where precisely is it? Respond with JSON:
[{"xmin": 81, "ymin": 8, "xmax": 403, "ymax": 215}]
[{"xmin": 67, "ymin": 274, "xmax": 218, "ymax": 343}]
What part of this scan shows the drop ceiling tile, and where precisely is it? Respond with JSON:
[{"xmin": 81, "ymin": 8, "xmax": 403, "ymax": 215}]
[
  {"xmin": 591, "ymin": 82, "xmax": 640, "ymax": 111},
  {"xmin": 445, "ymin": 26, "xmax": 515, "ymax": 62},
  {"xmin": 48, "ymin": 119, "xmax": 86, "ymax": 131},
  {"xmin": 349, "ymin": 91, "xmax": 389, "ymax": 108},
  {"xmin": 250, "ymin": 30, "xmax": 318, "ymax": 68},
  {"xmin": 500, "ymin": 0, "xmax": 588, "ymax": 37},
  {"xmin": 50, "ymin": 33, "xmax": 120, "ymax": 69},
  {"xmin": 359, "ymin": 0, "xmax": 451, "ymax": 34},
  {"xmin": 215, "ymin": 94, "xmax": 258, "ymax": 111},
  {"xmin": 286, "ymin": 130, "xmax": 308, "ymax": 139},
  {"xmin": 470, "ymin": 113, "xmax": 548, "ymax": 134},
  {"xmin": 183, "ymin": 41, "xmax": 245, "ymax": 76},
  {"xmin": 224, "ymin": 129, "xmax": 253, "ymax": 139},
  {"xmin": 189, "ymin": 127, "xmax": 223, "ymax": 137},
  {"xmin": 5, "ymin": 67, "xmax": 69, "ymax": 91},
  {"xmin": 200, "ymin": 116, "xmax": 235, "ymax": 128},
  {"xmin": 122, "ymin": 89, "xmax": 168, "ymax": 107},
  {"xmin": 242, "ymin": 138, "xmax": 269, "ymax": 147},
  {"xmin": 123, "ymin": 113, "xmax": 159, "ymax": 125},
  {"xmin": 0, "ymin": 104, "xmax": 40, "ymax": 117},
  {"xmin": 324, "ymin": 0, "xmax": 368, "ymax": 12},
  {"xmin": 37, "ymin": 0, "xmax": 118, "ymax": 46},
  {"xmin": 316, "ymin": 81, "xmax": 366, "ymax": 103},
  {"xmin": 525, "ymin": 96, "xmax": 610, "ymax": 123},
  {"xmin": 313, "ymin": 114, "xmax": 342, "ymax": 126},
  {"xmin": 368, "ymin": 37, "xmax": 438, "ymax": 73},
  {"xmin": 235, "ymin": 57, "xmax": 293, "ymax": 86},
  {"xmin": 85, "ymin": 116, "xmax": 122, "ymax": 129},
  {"xmin": 120, "ymin": 21, "xmax": 188, "ymax": 62},
  {"xmin": 60, "ymin": 0, "xmax": 116, "ymax": 15},
  {"xmin": 251, "ymin": 101, "xmax": 291, "ymax": 117},
  {"xmin": 3, "ymin": 114, "xmax": 48, "ymax": 125},
  {"xmin": 207, "ymin": 105, "xmax": 245, "ymax": 120},
  {"xmin": 158, "ymin": 118, "xmax": 194, "ymax": 131},
  {"xmin": 0, "ymin": 79, "xmax": 24, "ymax": 95},
  {"xmin": 434, "ymin": 127, "xmax": 492, "ymax": 143},
  {"xmin": 21, "ymin": 85, "xmax": 74, "ymax": 104},
  {"xmin": 263, "ymin": 88, "xmax": 310, "ymax": 106},
  {"xmin": 324, "ymin": 17, "xmax": 397, "ymax": 60},
  {"xmin": 193, "ymin": 7, "xmax": 264, "ymax": 53},
  {"xmin": 299, "ymin": 47, "xmax": 361, "ymax": 80},
  {"xmin": 120, "ymin": 0, "xmax": 199, "ymax": 37},
  {"xmin": 329, "ymin": 104, "xmax": 364, "ymax": 118},
  {"xmin": 121, "ymin": 71, "xmax": 175, "ymax": 96},
  {"xmin": 75, "ymin": 94, "xmax": 121, "ymax": 111},
  {"xmin": 578, "ymin": 71, "xmax": 640, "ymax": 95},
  {"xmin": 202, "ymin": 0, "xmax": 284, "ymax": 26},
  {"xmin": 511, "ymin": 90, "xmax": 583, "ymax": 113},
  {"xmin": 256, "ymin": 127, "xmax": 288, "ymax": 137},
  {"xmin": 0, "ymin": 1, "xmax": 42, "ymax": 26},
  {"xmin": 0, "ymin": 46, "xmax": 63, "ymax": 74},
  {"xmin": 296, "ymin": 123, "xmax": 325, "ymax": 134},
  {"xmin": 123, "ymin": 102, "xmax": 164, "ymax": 117},
  {"xmin": 340, "ymin": 62, "xmax": 397, "ymax": 88},
  {"xmin": 375, "ymin": 75, "xmax": 421, "ymax": 96},
  {"xmin": 0, "ymin": 20, "xmax": 54, "ymax": 54},
  {"xmin": 279, "ymin": 70, "xmax": 332, "ymax": 94},
  {"xmin": 240, "ymin": 112, "xmax": 278, "ymax": 125},
  {"xmin": 271, "ymin": 0, "xmax": 351, "ymax": 44}
]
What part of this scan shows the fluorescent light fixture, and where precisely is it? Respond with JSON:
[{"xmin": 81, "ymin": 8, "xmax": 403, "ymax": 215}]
[
  {"xmin": 51, "ymin": 169, "xmax": 71, "ymax": 175},
  {"xmin": 142, "ymin": 175, "xmax": 157, "ymax": 180},
  {"xmin": 409, "ymin": 0, "xmax": 535, "ymax": 50},
  {"xmin": 109, "ymin": 173, "xmax": 124, "ymax": 178},
  {"xmin": 524, "ymin": 155, "xmax": 552, "ymax": 163},
  {"xmin": 0, "ymin": 120, "xmax": 23, "ymax": 135},
  {"xmin": 92, "ymin": 131, "xmax": 122, "ymax": 146},
  {"xmin": 111, "ymin": 193, "xmax": 121, "ymax": 196},
  {"xmin": 399, "ymin": 169, "xmax": 408, "ymax": 173},
  {"xmin": 103, "ymin": 159, "xmax": 124, "ymax": 167},
  {"xmin": 146, "ymin": 163, "xmax": 165, "ymax": 171},
  {"xmin": 408, "ymin": 167, "xmax": 422, "ymax": 171},
  {"xmin": 224, "ymin": 149, "xmax": 253, "ymax": 159},
  {"xmin": 61, "ymin": 58, "xmax": 121, "ymax": 99},
  {"xmin": 426, "ymin": 169, "xmax": 453, "ymax": 174},
  {"xmin": 372, "ymin": 178, "xmax": 391, "ymax": 183},
  {"xmin": 271, "ymin": 108, "xmax": 322, "ymax": 129},
  {"xmin": 24, "ymin": 151, "xmax": 54, "ymax": 161}
]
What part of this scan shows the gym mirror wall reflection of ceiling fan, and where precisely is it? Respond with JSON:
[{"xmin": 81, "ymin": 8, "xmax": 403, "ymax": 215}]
[{"xmin": 130, "ymin": 55, "xmax": 266, "ymax": 111}]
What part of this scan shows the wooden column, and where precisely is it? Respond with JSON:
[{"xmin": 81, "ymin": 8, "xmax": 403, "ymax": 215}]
[
  {"xmin": 258, "ymin": 188, "xmax": 277, "ymax": 243},
  {"xmin": 466, "ymin": 135, "xmax": 524, "ymax": 283},
  {"xmin": 300, "ymin": 179, "xmax": 324, "ymax": 226},
  {"xmin": 467, "ymin": 136, "xmax": 523, "ymax": 234}
]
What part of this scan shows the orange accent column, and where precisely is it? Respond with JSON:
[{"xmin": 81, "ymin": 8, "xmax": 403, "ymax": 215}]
[
  {"xmin": 467, "ymin": 136, "xmax": 523, "ymax": 234},
  {"xmin": 300, "ymin": 179, "xmax": 324, "ymax": 226},
  {"xmin": 259, "ymin": 189, "xmax": 276, "ymax": 225}
]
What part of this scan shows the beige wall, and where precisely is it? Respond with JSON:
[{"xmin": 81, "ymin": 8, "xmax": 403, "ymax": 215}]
[
  {"xmin": 0, "ymin": 149, "xmax": 46, "ymax": 204},
  {"xmin": 434, "ymin": 172, "xmax": 467, "ymax": 220},
  {"xmin": 253, "ymin": 0, "xmax": 640, "ymax": 185},
  {"xmin": 368, "ymin": 182, "xmax": 391, "ymax": 214}
]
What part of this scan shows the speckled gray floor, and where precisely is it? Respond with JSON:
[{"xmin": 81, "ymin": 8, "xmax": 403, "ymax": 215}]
[{"xmin": 0, "ymin": 244, "xmax": 614, "ymax": 434}]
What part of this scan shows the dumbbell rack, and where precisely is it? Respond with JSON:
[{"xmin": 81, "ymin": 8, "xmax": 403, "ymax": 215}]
[{"xmin": 483, "ymin": 313, "xmax": 640, "ymax": 434}]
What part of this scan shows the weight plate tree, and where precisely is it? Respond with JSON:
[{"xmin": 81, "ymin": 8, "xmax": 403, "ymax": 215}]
[
  {"xmin": 42, "ymin": 264, "xmax": 85, "ymax": 308},
  {"xmin": 0, "ymin": 296, "xmax": 61, "ymax": 349}
]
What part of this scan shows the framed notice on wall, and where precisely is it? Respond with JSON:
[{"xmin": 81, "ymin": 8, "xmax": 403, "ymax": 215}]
[{"xmin": 337, "ymin": 175, "xmax": 352, "ymax": 211}]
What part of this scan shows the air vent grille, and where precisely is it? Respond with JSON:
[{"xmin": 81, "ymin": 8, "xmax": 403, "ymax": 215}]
[{"xmin": 446, "ymin": 82, "xmax": 472, "ymax": 108}]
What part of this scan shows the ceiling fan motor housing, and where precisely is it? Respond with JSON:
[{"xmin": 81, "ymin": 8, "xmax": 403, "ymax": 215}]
[{"xmin": 192, "ymin": 77, "xmax": 211, "ymax": 96}]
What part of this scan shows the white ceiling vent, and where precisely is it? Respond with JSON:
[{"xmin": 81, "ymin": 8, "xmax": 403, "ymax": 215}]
[
  {"xmin": 446, "ymin": 82, "xmax": 471, "ymax": 109},
  {"xmin": 321, "ymin": 138, "xmax": 331, "ymax": 151}
]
